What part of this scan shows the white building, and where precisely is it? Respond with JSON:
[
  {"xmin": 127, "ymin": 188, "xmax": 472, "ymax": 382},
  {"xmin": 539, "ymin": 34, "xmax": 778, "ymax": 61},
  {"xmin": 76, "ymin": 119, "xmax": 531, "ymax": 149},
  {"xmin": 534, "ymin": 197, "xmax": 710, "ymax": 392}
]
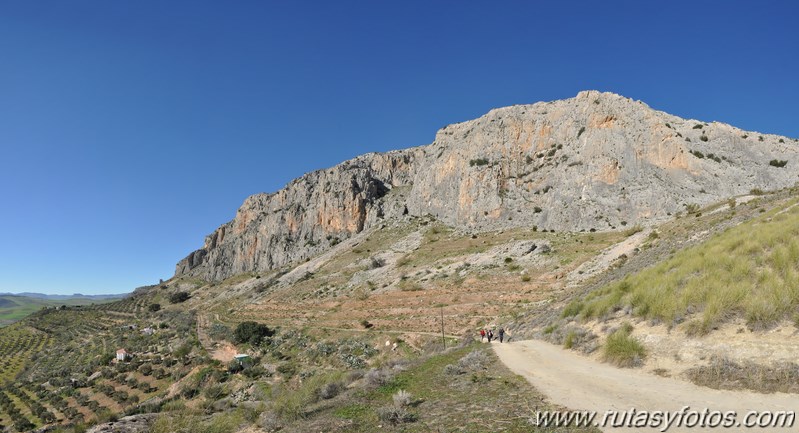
[{"xmin": 116, "ymin": 349, "xmax": 129, "ymax": 361}]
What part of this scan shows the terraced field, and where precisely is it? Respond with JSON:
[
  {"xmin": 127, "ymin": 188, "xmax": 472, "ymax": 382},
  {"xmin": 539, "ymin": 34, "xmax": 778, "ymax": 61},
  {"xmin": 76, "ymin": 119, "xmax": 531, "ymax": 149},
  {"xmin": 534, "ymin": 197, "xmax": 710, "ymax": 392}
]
[
  {"xmin": 0, "ymin": 325, "xmax": 50, "ymax": 384},
  {"xmin": 0, "ymin": 293, "xmax": 202, "ymax": 431}
]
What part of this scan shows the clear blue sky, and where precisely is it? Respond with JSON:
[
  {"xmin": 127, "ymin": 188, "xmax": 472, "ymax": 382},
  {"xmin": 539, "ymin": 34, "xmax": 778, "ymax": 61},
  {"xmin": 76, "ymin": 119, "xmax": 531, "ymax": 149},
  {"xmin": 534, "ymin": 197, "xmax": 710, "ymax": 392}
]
[{"xmin": 1, "ymin": 1, "xmax": 796, "ymax": 295}]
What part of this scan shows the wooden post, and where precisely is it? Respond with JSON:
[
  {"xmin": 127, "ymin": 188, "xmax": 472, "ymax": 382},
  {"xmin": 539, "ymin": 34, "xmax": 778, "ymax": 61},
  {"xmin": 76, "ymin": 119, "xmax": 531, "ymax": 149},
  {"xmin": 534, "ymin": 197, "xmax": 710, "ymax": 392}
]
[{"xmin": 440, "ymin": 305, "xmax": 445, "ymax": 349}]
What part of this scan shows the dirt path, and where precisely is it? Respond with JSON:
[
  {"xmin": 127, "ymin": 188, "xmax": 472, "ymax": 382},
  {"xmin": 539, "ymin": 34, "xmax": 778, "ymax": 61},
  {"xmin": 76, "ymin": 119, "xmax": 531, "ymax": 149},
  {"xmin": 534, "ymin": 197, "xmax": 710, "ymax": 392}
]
[
  {"xmin": 494, "ymin": 339, "xmax": 799, "ymax": 432},
  {"xmin": 566, "ymin": 229, "xmax": 650, "ymax": 287},
  {"xmin": 196, "ymin": 313, "xmax": 238, "ymax": 362}
]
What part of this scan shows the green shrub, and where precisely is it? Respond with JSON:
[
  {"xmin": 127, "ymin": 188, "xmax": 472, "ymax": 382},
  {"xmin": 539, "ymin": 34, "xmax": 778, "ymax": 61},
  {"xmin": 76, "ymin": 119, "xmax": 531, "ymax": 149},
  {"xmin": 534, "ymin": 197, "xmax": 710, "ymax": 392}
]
[
  {"xmin": 602, "ymin": 323, "xmax": 646, "ymax": 367},
  {"xmin": 169, "ymin": 291, "xmax": 190, "ymax": 304},
  {"xmin": 561, "ymin": 300, "xmax": 584, "ymax": 318},
  {"xmin": 563, "ymin": 330, "xmax": 577, "ymax": 349},
  {"xmin": 173, "ymin": 343, "xmax": 192, "ymax": 359},
  {"xmin": 469, "ymin": 158, "xmax": 489, "ymax": 167},
  {"xmin": 769, "ymin": 159, "xmax": 788, "ymax": 168},
  {"xmin": 208, "ymin": 323, "xmax": 231, "ymax": 341},
  {"xmin": 319, "ymin": 381, "xmax": 343, "ymax": 400},
  {"xmin": 14, "ymin": 419, "xmax": 35, "ymax": 432},
  {"xmin": 233, "ymin": 321, "xmax": 274, "ymax": 345}
]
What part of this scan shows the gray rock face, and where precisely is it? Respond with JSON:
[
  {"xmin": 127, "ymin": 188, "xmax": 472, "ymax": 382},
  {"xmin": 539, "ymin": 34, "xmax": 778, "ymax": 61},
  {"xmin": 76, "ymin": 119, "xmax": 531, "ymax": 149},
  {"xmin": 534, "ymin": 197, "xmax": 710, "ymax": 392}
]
[
  {"xmin": 176, "ymin": 150, "xmax": 421, "ymax": 281},
  {"xmin": 85, "ymin": 414, "xmax": 157, "ymax": 433},
  {"xmin": 176, "ymin": 91, "xmax": 799, "ymax": 281}
]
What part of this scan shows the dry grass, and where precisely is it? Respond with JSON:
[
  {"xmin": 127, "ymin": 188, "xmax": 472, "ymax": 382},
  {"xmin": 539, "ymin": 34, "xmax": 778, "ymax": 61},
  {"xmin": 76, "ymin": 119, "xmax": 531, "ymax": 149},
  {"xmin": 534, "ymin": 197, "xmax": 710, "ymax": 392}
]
[
  {"xmin": 569, "ymin": 200, "xmax": 799, "ymax": 334},
  {"xmin": 685, "ymin": 356, "xmax": 799, "ymax": 394},
  {"xmin": 601, "ymin": 323, "xmax": 646, "ymax": 368}
]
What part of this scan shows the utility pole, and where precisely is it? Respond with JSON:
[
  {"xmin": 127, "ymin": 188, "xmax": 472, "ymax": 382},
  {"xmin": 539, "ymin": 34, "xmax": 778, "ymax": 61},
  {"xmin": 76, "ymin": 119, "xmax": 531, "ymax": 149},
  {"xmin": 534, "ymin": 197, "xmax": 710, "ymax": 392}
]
[{"xmin": 440, "ymin": 305, "xmax": 445, "ymax": 349}]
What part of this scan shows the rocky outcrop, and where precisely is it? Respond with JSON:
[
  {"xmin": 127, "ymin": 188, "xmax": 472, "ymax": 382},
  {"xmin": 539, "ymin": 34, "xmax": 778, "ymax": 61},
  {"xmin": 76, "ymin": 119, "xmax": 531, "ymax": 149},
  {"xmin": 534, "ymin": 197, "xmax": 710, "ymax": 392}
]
[
  {"xmin": 175, "ymin": 150, "xmax": 421, "ymax": 281},
  {"xmin": 176, "ymin": 91, "xmax": 799, "ymax": 281},
  {"xmin": 85, "ymin": 414, "xmax": 157, "ymax": 433}
]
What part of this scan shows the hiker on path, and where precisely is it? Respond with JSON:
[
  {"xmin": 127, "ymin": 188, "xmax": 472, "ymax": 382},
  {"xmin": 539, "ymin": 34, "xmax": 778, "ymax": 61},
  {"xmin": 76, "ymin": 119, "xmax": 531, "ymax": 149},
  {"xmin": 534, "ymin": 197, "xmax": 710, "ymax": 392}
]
[
  {"xmin": 498, "ymin": 327, "xmax": 505, "ymax": 343},
  {"xmin": 480, "ymin": 329, "xmax": 486, "ymax": 342},
  {"xmin": 487, "ymin": 329, "xmax": 494, "ymax": 343}
]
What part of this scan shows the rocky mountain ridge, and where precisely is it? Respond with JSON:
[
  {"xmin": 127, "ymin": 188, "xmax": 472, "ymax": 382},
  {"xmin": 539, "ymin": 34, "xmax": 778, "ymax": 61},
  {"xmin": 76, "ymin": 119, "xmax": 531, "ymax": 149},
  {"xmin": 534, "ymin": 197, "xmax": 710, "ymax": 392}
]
[{"xmin": 176, "ymin": 90, "xmax": 799, "ymax": 281}]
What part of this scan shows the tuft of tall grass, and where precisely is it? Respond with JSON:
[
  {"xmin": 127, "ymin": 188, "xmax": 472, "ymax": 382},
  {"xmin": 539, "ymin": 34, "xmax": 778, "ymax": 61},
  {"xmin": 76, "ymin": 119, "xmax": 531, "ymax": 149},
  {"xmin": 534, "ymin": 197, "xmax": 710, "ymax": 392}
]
[
  {"xmin": 561, "ymin": 300, "xmax": 584, "ymax": 318},
  {"xmin": 602, "ymin": 323, "xmax": 646, "ymax": 367}
]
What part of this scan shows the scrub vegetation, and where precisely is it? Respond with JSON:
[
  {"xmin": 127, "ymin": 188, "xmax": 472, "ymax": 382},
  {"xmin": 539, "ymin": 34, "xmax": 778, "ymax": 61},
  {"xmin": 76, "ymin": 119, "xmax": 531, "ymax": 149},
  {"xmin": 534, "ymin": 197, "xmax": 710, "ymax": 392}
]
[{"xmin": 564, "ymin": 199, "xmax": 799, "ymax": 335}]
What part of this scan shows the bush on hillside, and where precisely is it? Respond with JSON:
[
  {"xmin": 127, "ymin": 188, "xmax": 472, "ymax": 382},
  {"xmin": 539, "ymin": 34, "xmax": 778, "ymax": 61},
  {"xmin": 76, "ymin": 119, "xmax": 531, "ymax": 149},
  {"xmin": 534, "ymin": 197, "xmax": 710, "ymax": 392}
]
[
  {"xmin": 169, "ymin": 292, "xmax": 190, "ymax": 304},
  {"xmin": 602, "ymin": 323, "xmax": 646, "ymax": 368},
  {"xmin": 233, "ymin": 321, "xmax": 274, "ymax": 345}
]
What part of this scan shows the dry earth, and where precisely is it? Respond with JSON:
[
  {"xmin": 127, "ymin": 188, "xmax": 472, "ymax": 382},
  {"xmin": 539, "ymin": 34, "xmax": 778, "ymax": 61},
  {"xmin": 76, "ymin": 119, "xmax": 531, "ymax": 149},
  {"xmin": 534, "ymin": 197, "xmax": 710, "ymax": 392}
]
[
  {"xmin": 494, "ymin": 339, "xmax": 799, "ymax": 432},
  {"xmin": 197, "ymin": 312, "xmax": 239, "ymax": 362},
  {"xmin": 584, "ymin": 318, "xmax": 799, "ymax": 377}
]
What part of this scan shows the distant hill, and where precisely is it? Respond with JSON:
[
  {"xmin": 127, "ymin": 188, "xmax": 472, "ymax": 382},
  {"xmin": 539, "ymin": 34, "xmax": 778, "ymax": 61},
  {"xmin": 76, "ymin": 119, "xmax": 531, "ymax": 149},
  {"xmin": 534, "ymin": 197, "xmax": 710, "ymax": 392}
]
[
  {"xmin": 0, "ymin": 292, "xmax": 124, "ymax": 301},
  {"xmin": 0, "ymin": 298, "xmax": 18, "ymax": 308},
  {"xmin": 0, "ymin": 293, "xmax": 124, "ymax": 327}
]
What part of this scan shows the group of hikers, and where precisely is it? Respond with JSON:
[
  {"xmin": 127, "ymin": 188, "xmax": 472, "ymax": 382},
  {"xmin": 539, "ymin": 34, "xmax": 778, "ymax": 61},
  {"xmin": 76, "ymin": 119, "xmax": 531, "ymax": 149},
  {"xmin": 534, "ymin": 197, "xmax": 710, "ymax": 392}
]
[{"xmin": 479, "ymin": 327, "xmax": 507, "ymax": 343}]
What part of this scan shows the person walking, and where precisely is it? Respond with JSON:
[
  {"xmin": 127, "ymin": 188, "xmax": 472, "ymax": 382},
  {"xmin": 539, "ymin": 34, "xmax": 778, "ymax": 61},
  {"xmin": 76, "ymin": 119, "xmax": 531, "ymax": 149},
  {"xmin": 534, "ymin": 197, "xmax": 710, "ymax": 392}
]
[
  {"xmin": 487, "ymin": 329, "xmax": 494, "ymax": 343},
  {"xmin": 480, "ymin": 328, "xmax": 486, "ymax": 342},
  {"xmin": 498, "ymin": 327, "xmax": 505, "ymax": 343}
]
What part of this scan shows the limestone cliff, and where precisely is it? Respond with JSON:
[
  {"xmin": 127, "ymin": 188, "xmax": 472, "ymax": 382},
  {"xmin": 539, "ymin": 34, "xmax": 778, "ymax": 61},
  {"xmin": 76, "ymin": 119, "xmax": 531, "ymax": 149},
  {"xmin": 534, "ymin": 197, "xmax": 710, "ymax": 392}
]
[{"xmin": 176, "ymin": 91, "xmax": 799, "ymax": 280}]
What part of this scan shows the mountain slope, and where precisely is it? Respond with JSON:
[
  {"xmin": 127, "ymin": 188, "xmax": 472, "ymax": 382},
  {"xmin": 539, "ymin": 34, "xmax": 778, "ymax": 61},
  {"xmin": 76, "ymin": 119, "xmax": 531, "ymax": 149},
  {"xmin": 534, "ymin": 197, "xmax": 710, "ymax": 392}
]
[{"xmin": 176, "ymin": 90, "xmax": 799, "ymax": 281}]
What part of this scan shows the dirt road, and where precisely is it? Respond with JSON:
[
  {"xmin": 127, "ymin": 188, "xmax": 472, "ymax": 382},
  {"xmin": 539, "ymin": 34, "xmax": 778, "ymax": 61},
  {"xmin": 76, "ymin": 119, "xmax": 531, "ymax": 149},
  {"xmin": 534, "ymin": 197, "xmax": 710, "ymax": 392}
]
[
  {"xmin": 196, "ymin": 313, "xmax": 238, "ymax": 363},
  {"xmin": 493, "ymin": 339, "xmax": 799, "ymax": 432}
]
